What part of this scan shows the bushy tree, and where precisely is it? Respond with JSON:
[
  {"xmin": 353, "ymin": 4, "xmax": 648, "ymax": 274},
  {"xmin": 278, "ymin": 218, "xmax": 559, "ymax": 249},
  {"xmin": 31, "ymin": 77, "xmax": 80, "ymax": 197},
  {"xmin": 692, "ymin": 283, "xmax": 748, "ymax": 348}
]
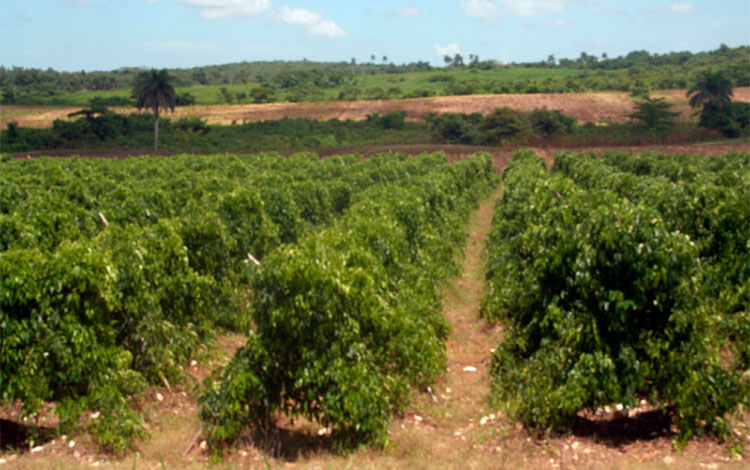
[
  {"xmin": 686, "ymin": 70, "xmax": 741, "ymax": 136},
  {"xmin": 628, "ymin": 96, "xmax": 680, "ymax": 133}
]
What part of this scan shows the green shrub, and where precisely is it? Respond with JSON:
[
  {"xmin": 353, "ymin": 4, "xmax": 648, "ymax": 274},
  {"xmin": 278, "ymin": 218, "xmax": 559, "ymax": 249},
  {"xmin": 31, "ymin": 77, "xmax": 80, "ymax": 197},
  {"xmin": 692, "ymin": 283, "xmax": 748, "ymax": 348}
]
[{"xmin": 483, "ymin": 152, "xmax": 749, "ymax": 444}]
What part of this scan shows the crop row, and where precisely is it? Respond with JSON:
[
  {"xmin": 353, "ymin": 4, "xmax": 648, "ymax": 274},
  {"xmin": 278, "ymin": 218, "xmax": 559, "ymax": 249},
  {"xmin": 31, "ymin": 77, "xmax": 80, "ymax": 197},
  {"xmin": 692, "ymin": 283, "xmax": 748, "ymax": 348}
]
[
  {"xmin": 199, "ymin": 153, "xmax": 499, "ymax": 451},
  {"xmin": 482, "ymin": 151, "xmax": 748, "ymax": 445},
  {"xmin": 0, "ymin": 151, "xmax": 477, "ymax": 453}
]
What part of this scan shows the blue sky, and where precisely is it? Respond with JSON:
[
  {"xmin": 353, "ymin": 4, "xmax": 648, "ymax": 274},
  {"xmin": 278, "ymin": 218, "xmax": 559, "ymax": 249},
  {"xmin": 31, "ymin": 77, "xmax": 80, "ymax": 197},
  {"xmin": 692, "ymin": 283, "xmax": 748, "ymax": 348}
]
[{"xmin": 1, "ymin": 0, "xmax": 748, "ymax": 71}]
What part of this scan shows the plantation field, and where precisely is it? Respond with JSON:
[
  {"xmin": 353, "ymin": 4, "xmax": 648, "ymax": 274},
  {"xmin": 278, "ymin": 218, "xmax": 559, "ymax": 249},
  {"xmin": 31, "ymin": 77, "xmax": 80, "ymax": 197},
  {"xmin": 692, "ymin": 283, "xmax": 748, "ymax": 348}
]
[
  {"xmin": 1, "ymin": 149, "xmax": 748, "ymax": 470},
  {"xmin": 4, "ymin": 87, "xmax": 750, "ymax": 130}
]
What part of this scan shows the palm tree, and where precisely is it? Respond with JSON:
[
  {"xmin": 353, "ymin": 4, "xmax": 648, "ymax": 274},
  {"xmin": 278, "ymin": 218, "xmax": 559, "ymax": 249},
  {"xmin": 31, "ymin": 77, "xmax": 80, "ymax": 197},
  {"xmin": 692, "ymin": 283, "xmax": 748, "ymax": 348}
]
[
  {"xmin": 687, "ymin": 70, "xmax": 733, "ymax": 112},
  {"xmin": 687, "ymin": 70, "xmax": 735, "ymax": 132},
  {"xmin": 132, "ymin": 69, "xmax": 177, "ymax": 150}
]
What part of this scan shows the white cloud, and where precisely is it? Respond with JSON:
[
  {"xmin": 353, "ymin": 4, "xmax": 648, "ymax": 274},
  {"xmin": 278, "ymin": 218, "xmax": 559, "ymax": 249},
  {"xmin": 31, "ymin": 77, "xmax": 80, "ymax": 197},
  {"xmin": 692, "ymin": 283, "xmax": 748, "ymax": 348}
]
[
  {"xmin": 435, "ymin": 43, "xmax": 461, "ymax": 57},
  {"xmin": 308, "ymin": 19, "xmax": 346, "ymax": 38},
  {"xmin": 275, "ymin": 6, "xmax": 346, "ymax": 39},
  {"xmin": 381, "ymin": 6, "xmax": 421, "ymax": 19},
  {"xmin": 460, "ymin": 0, "xmax": 500, "ymax": 19},
  {"xmin": 501, "ymin": 0, "xmax": 579, "ymax": 18},
  {"xmin": 278, "ymin": 5, "xmax": 321, "ymax": 26},
  {"xmin": 398, "ymin": 6, "xmax": 421, "ymax": 17},
  {"xmin": 178, "ymin": 0, "xmax": 272, "ymax": 19},
  {"xmin": 664, "ymin": 2, "xmax": 695, "ymax": 13},
  {"xmin": 550, "ymin": 18, "xmax": 570, "ymax": 27}
]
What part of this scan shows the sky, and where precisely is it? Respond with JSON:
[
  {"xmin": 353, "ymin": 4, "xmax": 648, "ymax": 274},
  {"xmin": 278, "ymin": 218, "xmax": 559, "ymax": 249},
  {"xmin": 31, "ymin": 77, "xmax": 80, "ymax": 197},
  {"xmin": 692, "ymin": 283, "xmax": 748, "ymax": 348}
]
[{"xmin": 0, "ymin": 0, "xmax": 748, "ymax": 72}]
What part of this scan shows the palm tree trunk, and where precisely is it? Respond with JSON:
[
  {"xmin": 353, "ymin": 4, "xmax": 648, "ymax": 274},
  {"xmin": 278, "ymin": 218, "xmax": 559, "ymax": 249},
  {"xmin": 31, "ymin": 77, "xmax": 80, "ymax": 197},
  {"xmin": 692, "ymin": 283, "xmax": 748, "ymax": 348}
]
[{"xmin": 153, "ymin": 107, "xmax": 160, "ymax": 150}]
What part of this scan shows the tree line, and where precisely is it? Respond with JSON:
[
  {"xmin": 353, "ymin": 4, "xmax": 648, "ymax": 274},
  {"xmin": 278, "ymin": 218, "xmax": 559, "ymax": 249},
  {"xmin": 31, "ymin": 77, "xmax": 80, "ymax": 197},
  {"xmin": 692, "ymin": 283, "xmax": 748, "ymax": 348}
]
[{"xmin": 1, "ymin": 45, "xmax": 747, "ymax": 105}]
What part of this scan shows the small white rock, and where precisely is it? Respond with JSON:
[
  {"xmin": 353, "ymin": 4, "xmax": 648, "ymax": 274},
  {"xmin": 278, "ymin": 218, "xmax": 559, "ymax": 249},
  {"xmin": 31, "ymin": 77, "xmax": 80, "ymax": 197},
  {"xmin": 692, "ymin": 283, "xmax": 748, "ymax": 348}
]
[
  {"xmin": 445, "ymin": 387, "xmax": 452, "ymax": 394},
  {"xmin": 699, "ymin": 464, "xmax": 718, "ymax": 470},
  {"xmin": 156, "ymin": 393, "xmax": 164, "ymax": 402},
  {"xmin": 0, "ymin": 458, "xmax": 7, "ymax": 465},
  {"xmin": 640, "ymin": 399, "xmax": 648, "ymax": 406},
  {"xmin": 489, "ymin": 413, "xmax": 496, "ymax": 420},
  {"xmin": 454, "ymin": 431, "xmax": 462, "ymax": 436},
  {"xmin": 317, "ymin": 427, "xmax": 331, "ymax": 436},
  {"xmin": 615, "ymin": 403, "xmax": 624, "ymax": 412},
  {"xmin": 190, "ymin": 360, "xmax": 198, "ymax": 367},
  {"xmin": 571, "ymin": 441, "xmax": 580, "ymax": 450},
  {"xmin": 69, "ymin": 440, "xmax": 76, "ymax": 448},
  {"xmin": 92, "ymin": 462, "xmax": 100, "ymax": 467},
  {"xmin": 414, "ymin": 415, "xmax": 423, "ymax": 422},
  {"xmin": 463, "ymin": 366, "xmax": 477, "ymax": 372},
  {"xmin": 239, "ymin": 450, "xmax": 248, "ymax": 457},
  {"xmin": 199, "ymin": 440, "xmax": 208, "ymax": 450},
  {"xmin": 663, "ymin": 456, "xmax": 675, "ymax": 465},
  {"xmin": 480, "ymin": 416, "xmax": 489, "ymax": 426},
  {"xmin": 91, "ymin": 411, "xmax": 101, "ymax": 420},
  {"xmin": 30, "ymin": 446, "xmax": 43, "ymax": 453},
  {"xmin": 604, "ymin": 406, "xmax": 612, "ymax": 413}
]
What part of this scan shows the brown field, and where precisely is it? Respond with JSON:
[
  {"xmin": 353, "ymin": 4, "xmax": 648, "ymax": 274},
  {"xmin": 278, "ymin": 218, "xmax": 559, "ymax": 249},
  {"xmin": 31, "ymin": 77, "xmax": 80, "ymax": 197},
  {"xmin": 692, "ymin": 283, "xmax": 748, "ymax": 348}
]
[{"xmin": 3, "ymin": 87, "xmax": 749, "ymax": 130}]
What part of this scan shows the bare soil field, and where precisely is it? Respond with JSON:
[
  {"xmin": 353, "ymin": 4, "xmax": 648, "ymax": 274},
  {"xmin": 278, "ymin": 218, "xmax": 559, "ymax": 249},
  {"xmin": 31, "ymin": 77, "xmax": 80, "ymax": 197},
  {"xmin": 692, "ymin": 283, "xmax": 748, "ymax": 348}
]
[{"xmin": 3, "ymin": 87, "xmax": 749, "ymax": 129}]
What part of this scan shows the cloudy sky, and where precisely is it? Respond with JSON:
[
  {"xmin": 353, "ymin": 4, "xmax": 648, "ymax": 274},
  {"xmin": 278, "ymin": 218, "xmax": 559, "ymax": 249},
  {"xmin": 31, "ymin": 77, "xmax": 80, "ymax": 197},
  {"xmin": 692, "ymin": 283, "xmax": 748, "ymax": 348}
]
[{"xmin": 1, "ymin": 0, "xmax": 747, "ymax": 71}]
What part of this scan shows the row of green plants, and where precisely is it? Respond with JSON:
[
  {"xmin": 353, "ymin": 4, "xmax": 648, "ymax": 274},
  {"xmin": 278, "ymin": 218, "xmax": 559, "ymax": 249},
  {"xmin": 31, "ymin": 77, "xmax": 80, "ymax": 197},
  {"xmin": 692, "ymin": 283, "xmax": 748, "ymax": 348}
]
[
  {"xmin": 481, "ymin": 151, "xmax": 749, "ymax": 447},
  {"xmin": 199, "ymin": 153, "xmax": 499, "ymax": 453},
  {"xmin": 553, "ymin": 151, "xmax": 750, "ymax": 370},
  {"xmin": 0, "ymin": 151, "xmax": 456, "ymax": 453}
]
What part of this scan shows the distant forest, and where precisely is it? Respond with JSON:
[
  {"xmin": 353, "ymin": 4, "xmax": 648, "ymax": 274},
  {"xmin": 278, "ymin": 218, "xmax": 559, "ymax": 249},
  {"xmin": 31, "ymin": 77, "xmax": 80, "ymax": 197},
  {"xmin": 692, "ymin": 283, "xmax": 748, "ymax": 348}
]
[{"xmin": 1, "ymin": 44, "xmax": 748, "ymax": 105}]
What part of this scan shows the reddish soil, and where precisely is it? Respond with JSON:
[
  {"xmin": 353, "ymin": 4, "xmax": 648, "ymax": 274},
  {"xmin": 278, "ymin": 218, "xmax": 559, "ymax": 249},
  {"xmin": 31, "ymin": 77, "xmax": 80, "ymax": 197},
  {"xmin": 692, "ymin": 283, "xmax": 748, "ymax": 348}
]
[{"xmin": 4, "ymin": 87, "xmax": 749, "ymax": 129}]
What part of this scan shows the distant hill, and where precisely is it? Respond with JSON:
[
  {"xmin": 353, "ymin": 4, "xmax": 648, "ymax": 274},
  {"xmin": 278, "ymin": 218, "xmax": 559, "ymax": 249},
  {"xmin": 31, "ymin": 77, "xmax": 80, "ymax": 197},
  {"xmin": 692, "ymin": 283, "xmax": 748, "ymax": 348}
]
[{"xmin": 1, "ymin": 45, "xmax": 747, "ymax": 106}]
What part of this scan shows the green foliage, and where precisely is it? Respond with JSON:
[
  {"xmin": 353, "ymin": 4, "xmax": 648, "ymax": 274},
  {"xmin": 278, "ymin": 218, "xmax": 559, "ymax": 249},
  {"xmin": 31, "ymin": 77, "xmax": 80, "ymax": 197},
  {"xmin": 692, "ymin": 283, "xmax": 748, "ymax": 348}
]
[
  {"xmin": 250, "ymin": 85, "xmax": 275, "ymax": 103},
  {"xmin": 628, "ymin": 96, "xmax": 680, "ymax": 133},
  {"xmin": 365, "ymin": 110, "xmax": 407, "ymax": 130},
  {"xmin": 90, "ymin": 96, "xmax": 134, "ymax": 107},
  {"xmin": 219, "ymin": 86, "xmax": 234, "ymax": 104},
  {"xmin": 132, "ymin": 69, "xmax": 177, "ymax": 114},
  {"xmin": 1, "ymin": 151, "xmax": 476, "ymax": 453},
  {"xmin": 199, "ymin": 153, "xmax": 499, "ymax": 452},
  {"xmin": 175, "ymin": 92, "xmax": 197, "ymax": 106},
  {"xmin": 529, "ymin": 107, "xmax": 576, "ymax": 135},
  {"xmin": 483, "ymin": 151, "xmax": 750, "ymax": 444},
  {"xmin": 428, "ymin": 107, "xmax": 572, "ymax": 144}
]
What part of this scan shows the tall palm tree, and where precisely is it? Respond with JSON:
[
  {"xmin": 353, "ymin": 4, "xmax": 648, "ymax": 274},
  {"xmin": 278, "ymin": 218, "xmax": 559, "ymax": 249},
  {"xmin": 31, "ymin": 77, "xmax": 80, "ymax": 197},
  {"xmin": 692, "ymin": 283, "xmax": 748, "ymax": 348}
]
[
  {"xmin": 687, "ymin": 70, "xmax": 733, "ymax": 113},
  {"xmin": 132, "ymin": 69, "xmax": 177, "ymax": 150}
]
